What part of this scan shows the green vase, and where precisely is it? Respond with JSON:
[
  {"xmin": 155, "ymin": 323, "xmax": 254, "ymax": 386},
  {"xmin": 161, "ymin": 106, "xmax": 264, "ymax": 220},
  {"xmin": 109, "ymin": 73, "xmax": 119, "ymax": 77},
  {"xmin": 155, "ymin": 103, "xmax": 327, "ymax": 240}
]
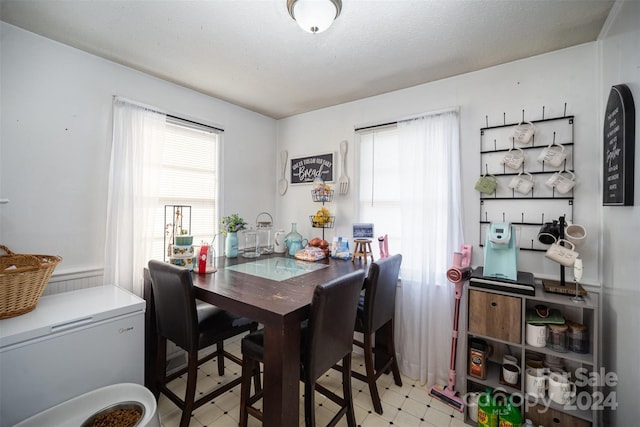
[{"xmin": 225, "ymin": 232, "xmax": 238, "ymax": 258}]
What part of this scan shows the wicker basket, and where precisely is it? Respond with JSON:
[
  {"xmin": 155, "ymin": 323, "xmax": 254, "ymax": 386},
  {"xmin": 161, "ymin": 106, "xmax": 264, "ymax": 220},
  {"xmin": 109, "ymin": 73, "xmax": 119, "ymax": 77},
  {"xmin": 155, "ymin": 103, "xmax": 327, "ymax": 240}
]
[{"xmin": 0, "ymin": 245, "xmax": 62, "ymax": 319}]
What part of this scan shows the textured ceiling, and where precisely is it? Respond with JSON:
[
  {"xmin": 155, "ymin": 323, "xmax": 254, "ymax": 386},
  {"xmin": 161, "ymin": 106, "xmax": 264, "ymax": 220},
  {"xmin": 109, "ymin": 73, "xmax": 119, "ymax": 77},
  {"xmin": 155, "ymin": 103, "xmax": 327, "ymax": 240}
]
[{"xmin": 0, "ymin": 0, "xmax": 615, "ymax": 119}]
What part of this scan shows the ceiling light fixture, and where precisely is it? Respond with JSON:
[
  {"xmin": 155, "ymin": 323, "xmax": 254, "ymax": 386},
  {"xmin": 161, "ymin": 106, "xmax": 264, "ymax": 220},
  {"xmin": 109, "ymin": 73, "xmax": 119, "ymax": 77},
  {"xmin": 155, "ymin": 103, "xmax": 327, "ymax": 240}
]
[{"xmin": 287, "ymin": 0, "xmax": 342, "ymax": 34}]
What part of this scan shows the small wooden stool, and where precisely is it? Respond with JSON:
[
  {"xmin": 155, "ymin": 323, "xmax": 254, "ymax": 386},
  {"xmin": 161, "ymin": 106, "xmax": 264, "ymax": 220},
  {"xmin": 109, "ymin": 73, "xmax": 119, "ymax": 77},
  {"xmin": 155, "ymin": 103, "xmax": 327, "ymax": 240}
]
[{"xmin": 352, "ymin": 239, "xmax": 374, "ymax": 263}]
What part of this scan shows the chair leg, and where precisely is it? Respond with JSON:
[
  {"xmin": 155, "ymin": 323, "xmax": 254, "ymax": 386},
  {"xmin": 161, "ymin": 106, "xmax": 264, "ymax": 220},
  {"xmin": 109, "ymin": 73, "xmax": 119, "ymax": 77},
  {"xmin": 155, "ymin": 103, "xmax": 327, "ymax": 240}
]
[
  {"xmin": 363, "ymin": 332, "xmax": 383, "ymax": 414},
  {"xmin": 386, "ymin": 320, "xmax": 402, "ymax": 386},
  {"xmin": 239, "ymin": 356, "xmax": 254, "ymax": 427},
  {"xmin": 304, "ymin": 379, "xmax": 316, "ymax": 427},
  {"xmin": 180, "ymin": 351, "xmax": 199, "ymax": 427},
  {"xmin": 217, "ymin": 341, "xmax": 224, "ymax": 376},
  {"xmin": 154, "ymin": 337, "xmax": 168, "ymax": 401},
  {"xmin": 342, "ymin": 355, "xmax": 356, "ymax": 427},
  {"xmin": 253, "ymin": 361, "xmax": 262, "ymax": 394}
]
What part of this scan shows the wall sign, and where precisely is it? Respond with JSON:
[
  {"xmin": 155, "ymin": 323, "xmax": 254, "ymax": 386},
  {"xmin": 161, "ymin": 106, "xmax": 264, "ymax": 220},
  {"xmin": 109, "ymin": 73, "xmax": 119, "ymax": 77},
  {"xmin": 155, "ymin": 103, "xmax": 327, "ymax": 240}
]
[
  {"xmin": 290, "ymin": 153, "xmax": 334, "ymax": 184},
  {"xmin": 603, "ymin": 84, "xmax": 635, "ymax": 206}
]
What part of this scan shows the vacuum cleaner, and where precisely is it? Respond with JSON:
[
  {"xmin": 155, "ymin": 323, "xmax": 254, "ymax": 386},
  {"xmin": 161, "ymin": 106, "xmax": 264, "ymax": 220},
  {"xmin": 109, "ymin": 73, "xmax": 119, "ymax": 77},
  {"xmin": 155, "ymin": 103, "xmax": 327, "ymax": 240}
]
[{"xmin": 428, "ymin": 244, "xmax": 473, "ymax": 412}]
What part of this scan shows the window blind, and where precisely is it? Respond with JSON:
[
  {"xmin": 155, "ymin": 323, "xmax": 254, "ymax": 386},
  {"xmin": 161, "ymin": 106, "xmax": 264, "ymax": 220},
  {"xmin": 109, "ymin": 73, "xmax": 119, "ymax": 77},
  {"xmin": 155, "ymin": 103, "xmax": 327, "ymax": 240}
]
[{"xmin": 150, "ymin": 119, "xmax": 221, "ymax": 260}]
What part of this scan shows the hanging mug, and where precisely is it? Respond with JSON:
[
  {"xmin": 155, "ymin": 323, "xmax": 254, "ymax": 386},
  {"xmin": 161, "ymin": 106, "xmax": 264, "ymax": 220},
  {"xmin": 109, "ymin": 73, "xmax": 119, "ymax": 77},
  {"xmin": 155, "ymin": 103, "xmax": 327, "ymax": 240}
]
[
  {"xmin": 545, "ymin": 239, "xmax": 579, "ymax": 267},
  {"xmin": 538, "ymin": 220, "xmax": 560, "ymax": 244},
  {"xmin": 538, "ymin": 142, "xmax": 568, "ymax": 167},
  {"xmin": 501, "ymin": 147, "xmax": 525, "ymax": 170},
  {"xmin": 508, "ymin": 172, "xmax": 535, "ymax": 195},
  {"xmin": 512, "ymin": 121, "xmax": 535, "ymax": 145},
  {"xmin": 546, "ymin": 170, "xmax": 576, "ymax": 194},
  {"xmin": 565, "ymin": 223, "xmax": 587, "ymax": 246},
  {"xmin": 475, "ymin": 174, "xmax": 497, "ymax": 195}
]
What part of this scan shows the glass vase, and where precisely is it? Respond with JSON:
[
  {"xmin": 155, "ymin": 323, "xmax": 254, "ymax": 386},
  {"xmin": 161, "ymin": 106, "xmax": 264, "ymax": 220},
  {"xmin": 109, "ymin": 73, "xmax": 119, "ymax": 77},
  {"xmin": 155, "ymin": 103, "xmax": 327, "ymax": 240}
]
[{"xmin": 225, "ymin": 232, "xmax": 238, "ymax": 258}]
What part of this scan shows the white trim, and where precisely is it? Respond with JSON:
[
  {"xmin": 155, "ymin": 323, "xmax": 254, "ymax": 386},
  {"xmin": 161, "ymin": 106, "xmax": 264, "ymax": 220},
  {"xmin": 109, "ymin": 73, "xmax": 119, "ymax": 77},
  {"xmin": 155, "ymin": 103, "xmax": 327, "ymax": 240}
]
[
  {"xmin": 597, "ymin": 0, "xmax": 624, "ymax": 41},
  {"xmin": 49, "ymin": 267, "xmax": 104, "ymax": 282}
]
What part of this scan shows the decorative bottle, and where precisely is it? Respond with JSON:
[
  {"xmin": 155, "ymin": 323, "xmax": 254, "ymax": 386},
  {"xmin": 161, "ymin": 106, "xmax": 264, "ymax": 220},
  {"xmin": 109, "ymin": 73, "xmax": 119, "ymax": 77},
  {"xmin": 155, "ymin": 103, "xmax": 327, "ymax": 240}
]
[{"xmin": 225, "ymin": 232, "xmax": 238, "ymax": 258}]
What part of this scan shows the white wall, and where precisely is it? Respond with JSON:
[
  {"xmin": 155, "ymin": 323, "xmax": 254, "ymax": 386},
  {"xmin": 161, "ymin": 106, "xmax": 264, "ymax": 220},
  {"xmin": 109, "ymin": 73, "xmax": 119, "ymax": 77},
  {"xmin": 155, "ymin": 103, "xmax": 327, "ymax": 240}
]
[
  {"xmin": 277, "ymin": 43, "xmax": 602, "ymax": 285},
  {"xmin": 598, "ymin": 1, "xmax": 640, "ymax": 425},
  {"xmin": 2, "ymin": 6, "xmax": 639, "ymax": 422},
  {"xmin": 0, "ymin": 23, "xmax": 277, "ymax": 275},
  {"xmin": 275, "ymin": 4, "xmax": 640, "ymax": 423}
]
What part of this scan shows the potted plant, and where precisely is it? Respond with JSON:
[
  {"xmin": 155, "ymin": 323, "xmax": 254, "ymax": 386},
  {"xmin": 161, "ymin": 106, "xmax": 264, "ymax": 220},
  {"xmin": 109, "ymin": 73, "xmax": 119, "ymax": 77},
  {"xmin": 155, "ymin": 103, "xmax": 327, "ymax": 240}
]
[{"xmin": 220, "ymin": 214, "xmax": 247, "ymax": 257}]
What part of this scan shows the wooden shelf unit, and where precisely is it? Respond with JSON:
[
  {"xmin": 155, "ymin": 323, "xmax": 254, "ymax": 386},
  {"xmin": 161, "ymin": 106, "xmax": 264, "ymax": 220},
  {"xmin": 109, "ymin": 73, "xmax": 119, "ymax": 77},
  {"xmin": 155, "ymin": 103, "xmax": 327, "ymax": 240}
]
[{"xmin": 461, "ymin": 282, "xmax": 600, "ymax": 426}]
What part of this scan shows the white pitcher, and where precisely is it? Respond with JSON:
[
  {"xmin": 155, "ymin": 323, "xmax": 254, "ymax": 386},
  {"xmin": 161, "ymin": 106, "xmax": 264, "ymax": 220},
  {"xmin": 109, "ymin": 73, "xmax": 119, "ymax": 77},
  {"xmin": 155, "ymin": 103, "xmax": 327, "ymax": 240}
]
[{"xmin": 273, "ymin": 230, "xmax": 287, "ymax": 253}]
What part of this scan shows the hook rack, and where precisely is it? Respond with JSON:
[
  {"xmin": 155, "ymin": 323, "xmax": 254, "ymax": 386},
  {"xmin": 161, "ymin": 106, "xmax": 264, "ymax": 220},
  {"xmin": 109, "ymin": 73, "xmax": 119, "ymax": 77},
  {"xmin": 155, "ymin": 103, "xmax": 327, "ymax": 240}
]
[{"xmin": 478, "ymin": 113, "xmax": 575, "ymax": 252}]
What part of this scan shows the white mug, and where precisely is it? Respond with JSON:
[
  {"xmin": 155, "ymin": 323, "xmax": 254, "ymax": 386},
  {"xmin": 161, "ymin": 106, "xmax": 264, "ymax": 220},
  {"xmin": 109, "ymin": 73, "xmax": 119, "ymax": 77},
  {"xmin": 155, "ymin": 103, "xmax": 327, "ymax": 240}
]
[
  {"xmin": 538, "ymin": 142, "xmax": 568, "ymax": 167},
  {"xmin": 501, "ymin": 147, "xmax": 525, "ymax": 170},
  {"xmin": 525, "ymin": 368, "xmax": 549, "ymax": 399},
  {"xmin": 512, "ymin": 121, "xmax": 535, "ymax": 144},
  {"xmin": 545, "ymin": 239, "xmax": 579, "ymax": 267},
  {"xmin": 509, "ymin": 172, "xmax": 535, "ymax": 195},
  {"xmin": 565, "ymin": 223, "xmax": 587, "ymax": 246},
  {"xmin": 503, "ymin": 355, "xmax": 518, "ymax": 366},
  {"xmin": 546, "ymin": 170, "xmax": 576, "ymax": 194},
  {"xmin": 467, "ymin": 392, "xmax": 480, "ymax": 423},
  {"xmin": 526, "ymin": 323, "xmax": 547, "ymax": 347},
  {"xmin": 548, "ymin": 372, "xmax": 577, "ymax": 405},
  {"xmin": 503, "ymin": 363, "xmax": 521, "ymax": 385}
]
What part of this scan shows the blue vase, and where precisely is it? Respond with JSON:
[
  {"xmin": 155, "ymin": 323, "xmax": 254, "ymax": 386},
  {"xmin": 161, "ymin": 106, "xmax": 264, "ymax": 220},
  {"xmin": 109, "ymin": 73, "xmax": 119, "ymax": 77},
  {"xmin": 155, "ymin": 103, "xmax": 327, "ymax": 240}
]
[{"xmin": 225, "ymin": 232, "xmax": 238, "ymax": 258}]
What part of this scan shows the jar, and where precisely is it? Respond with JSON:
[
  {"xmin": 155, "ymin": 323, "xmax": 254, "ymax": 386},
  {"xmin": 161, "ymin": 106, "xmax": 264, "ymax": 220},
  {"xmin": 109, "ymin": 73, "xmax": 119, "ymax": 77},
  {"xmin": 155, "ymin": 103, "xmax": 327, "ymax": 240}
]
[
  {"xmin": 547, "ymin": 324, "xmax": 568, "ymax": 353},
  {"xmin": 469, "ymin": 338, "xmax": 489, "ymax": 380},
  {"xmin": 256, "ymin": 212, "xmax": 274, "ymax": 254},
  {"xmin": 243, "ymin": 230, "xmax": 259, "ymax": 258},
  {"xmin": 567, "ymin": 321, "xmax": 589, "ymax": 353}
]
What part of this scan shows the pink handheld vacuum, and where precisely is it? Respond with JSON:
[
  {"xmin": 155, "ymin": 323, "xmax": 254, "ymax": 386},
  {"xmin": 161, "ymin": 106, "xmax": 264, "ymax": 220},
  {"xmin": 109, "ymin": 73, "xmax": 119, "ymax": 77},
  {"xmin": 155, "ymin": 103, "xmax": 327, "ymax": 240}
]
[
  {"xmin": 428, "ymin": 244, "xmax": 472, "ymax": 412},
  {"xmin": 378, "ymin": 234, "xmax": 389, "ymax": 258}
]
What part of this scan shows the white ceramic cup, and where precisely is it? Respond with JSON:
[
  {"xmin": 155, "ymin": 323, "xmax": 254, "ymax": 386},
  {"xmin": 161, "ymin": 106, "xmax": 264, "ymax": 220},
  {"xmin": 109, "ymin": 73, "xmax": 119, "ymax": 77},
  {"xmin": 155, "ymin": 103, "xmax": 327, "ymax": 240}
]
[
  {"xmin": 546, "ymin": 170, "xmax": 576, "ymax": 194},
  {"xmin": 548, "ymin": 372, "xmax": 577, "ymax": 405},
  {"xmin": 509, "ymin": 172, "xmax": 535, "ymax": 195},
  {"xmin": 503, "ymin": 355, "xmax": 518, "ymax": 366},
  {"xmin": 526, "ymin": 323, "xmax": 547, "ymax": 347},
  {"xmin": 512, "ymin": 121, "xmax": 535, "ymax": 144},
  {"xmin": 545, "ymin": 239, "xmax": 579, "ymax": 267},
  {"xmin": 503, "ymin": 363, "xmax": 521, "ymax": 385},
  {"xmin": 538, "ymin": 142, "xmax": 568, "ymax": 167},
  {"xmin": 565, "ymin": 223, "xmax": 587, "ymax": 246},
  {"xmin": 502, "ymin": 147, "xmax": 525, "ymax": 170},
  {"xmin": 525, "ymin": 368, "xmax": 549, "ymax": 399},
  {"xmin": 467, "ymin": 392, "xmax": 480, "ymax": 422}
]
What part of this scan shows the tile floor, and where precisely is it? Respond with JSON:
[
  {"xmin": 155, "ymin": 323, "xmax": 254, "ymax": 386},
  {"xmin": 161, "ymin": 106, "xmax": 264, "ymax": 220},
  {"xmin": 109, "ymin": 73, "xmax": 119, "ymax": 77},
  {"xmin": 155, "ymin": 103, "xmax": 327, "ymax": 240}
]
[{"xmin": 158, "ymin": 338, "xmax": 467, "ymax": 427}]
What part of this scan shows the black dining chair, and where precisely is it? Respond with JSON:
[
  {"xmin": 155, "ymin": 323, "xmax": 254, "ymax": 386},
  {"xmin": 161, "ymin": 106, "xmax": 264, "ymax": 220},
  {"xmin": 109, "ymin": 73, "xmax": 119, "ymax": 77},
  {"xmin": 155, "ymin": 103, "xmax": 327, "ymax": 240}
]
[
  {"xmin": 238, "ymin": 269, "xmax": 366, "ymax": 427},
  {"xmin": 147, "ymin": 260, "xmax": 258, "ymax": 427},
  {"xmin": 352, "ymin": 254, "xmax": 403, "ymax": 414}
]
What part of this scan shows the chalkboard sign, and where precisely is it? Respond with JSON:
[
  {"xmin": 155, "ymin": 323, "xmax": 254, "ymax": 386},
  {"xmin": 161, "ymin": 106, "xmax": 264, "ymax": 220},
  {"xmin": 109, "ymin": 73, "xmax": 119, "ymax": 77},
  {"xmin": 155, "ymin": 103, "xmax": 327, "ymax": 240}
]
[
  {"xmin": 603, "ymin": 84, "xmax": 635, "ymax": 206},
  {"xmin": 290, "ymin": 153, "xmax": 334, "ymax": 184}
]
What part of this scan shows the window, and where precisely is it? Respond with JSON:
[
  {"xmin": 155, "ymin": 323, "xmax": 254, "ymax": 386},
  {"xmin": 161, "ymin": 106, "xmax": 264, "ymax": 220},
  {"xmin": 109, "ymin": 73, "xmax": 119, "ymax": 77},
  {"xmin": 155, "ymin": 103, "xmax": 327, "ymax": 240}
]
[
  {"xmin": 150, "ymin": 117, "xmax": 220, "ymax": 261},
  {"xmin": 357, "ymin": 125, "xmax": 402, "ymax": 250},
  {"xmin": 356, "ymin": 111, "xmax": 463, "ymax": 385}
]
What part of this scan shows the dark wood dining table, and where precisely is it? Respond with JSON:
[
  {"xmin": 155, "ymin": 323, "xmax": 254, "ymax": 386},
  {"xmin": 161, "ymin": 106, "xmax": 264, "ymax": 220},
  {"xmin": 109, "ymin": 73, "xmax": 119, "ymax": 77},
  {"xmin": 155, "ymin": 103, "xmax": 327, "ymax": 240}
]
[{"xmin": 190, "ymin": 253, "xmax": 369, "ymax": 426}]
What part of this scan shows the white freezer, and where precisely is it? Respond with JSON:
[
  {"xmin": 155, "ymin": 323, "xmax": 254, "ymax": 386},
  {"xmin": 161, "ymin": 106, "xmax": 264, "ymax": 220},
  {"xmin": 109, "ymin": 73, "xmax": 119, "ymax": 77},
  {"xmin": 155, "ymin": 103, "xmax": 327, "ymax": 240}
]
[{"xmin": 0, "ymin": 285, "xmax": 146, "ymax": 427}]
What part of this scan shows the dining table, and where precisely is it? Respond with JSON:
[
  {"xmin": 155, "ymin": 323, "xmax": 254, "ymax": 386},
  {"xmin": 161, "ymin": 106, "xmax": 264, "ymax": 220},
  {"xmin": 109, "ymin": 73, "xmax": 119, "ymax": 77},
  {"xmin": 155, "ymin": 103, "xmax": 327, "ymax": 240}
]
[{"xmin": 189, "ymin": 253, "xmax": 369, "ymax": 426}]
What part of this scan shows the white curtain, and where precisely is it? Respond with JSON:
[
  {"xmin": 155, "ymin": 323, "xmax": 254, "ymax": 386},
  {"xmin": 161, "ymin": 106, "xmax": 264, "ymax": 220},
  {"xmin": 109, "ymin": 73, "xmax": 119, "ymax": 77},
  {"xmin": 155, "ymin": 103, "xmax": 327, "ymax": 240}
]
[
  {"xmin": 104, "ymin": 98, "xmax": 166, "ymax": 295},
  {"xmin": 395, "ymin": 111, "xmax": 464, "ymax": 386}
]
